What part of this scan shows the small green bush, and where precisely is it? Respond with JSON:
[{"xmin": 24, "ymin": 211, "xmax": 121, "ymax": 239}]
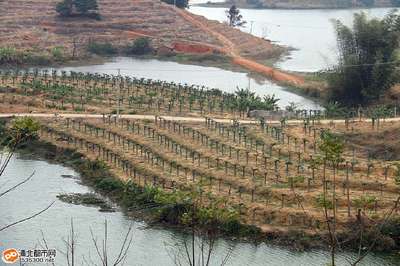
[
  {"xmin": 161, "ymin": 0, "xmax": 188, "ymax": 8},
  {"xmin": 87, "ymin": 42, "xmax": 117, "ymax": 55},
  {"xmin": 95, "ymin": 177, "xmax": 124, "ymax": 191},
  {"xmin": 56, "ymin": 0, "xmax": 73, "ymax": 16},
  {"xmin": 124, "ymin": 38, "xmax": 153, "ymax": 55},
  {"xmin": 315, "ymin": 193, "xmax": 333, "ymax": 209},
  {"xmin": 51, "ymin": 46, "xmax": 65, "ymax": 61},
  {"xmin": 352, "ymin": 195, "xmax": 376, "ymax": 210}
]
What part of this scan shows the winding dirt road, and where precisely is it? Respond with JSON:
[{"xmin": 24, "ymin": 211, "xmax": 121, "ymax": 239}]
[{"xmin": 175, "ymin": 8, "xmax": 305, "ymax": 86}]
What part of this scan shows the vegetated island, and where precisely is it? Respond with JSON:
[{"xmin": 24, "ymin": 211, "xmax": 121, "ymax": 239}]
[{"xmin": 200, "ymin": 0, "xmax": 400, "ymax": 9}]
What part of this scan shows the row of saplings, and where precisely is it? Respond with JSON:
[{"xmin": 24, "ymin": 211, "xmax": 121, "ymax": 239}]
[{"xmin": 37, "ymin": 118, "xmax": 400, "ymax": 254}]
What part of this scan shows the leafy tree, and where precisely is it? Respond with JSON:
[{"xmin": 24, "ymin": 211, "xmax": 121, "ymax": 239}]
[
  {"xmin": 262, "ymin": 94, "xmax": 279, "ymax": 110},
  {"xmin": 327, "ymin": 11, "xmax": 400, "ymax": 106},
  {"xmin": 0, "ymin": 117, "xmax": 52, "ymax": 233},
  {"xmin": 285, "ymin": 102, "xmax": 298, "ymax": 112},
  {"xmin": 323, "ymin": 101, "xmax": 346, "ymax": 118},
  {"xmin": 226, "ymin": 5, "xmax": 246, "ymax": 27},
  {"xmin": 318, "ymin": 130, "xmax": 344, "ymax": 266},
  {"xmin": 56, "ymin": 0, "xmax": 73, "ymax": 17},
  {"xmin": 319, "ymin": 131, "xmax": 344, "ymax": 165},
  {"xmin": 8, "ymin": 117, "xmax": 40, "ymax": 147},
  {"xmin": 74, "ymin": 0, "xmax": 98, "ymax": 14},
  {"xmin": 234, "ymin": 88, "xmax": 279, "ymax": 116},
  {"xmin": 56, "ymin": 0, "xmax": 99, "ymax": 17},
  {"xmin": 125, "ymin": 38, "xmax": 153, "ymax": 55},
  {"xmin": 87, "ymin": 42, "xmax": 117, "ymax": 55},
  {"xmin": 161, "ymin": 0, "xmax": 188, "ymax": 8}
]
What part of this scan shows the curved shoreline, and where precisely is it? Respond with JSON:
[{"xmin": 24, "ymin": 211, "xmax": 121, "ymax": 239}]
[{"xmin": 177, "ymin": 8, "xmax": 306, "ymax": 86}]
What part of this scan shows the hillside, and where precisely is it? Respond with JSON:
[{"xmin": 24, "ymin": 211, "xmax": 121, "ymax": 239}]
[
  {"xmin": 203, "ymin": 0, "xmax": 396, "ymax": 9},
  {"xmin": 0, "ymin": 0, "xmax": 283, "ymax": 64}
]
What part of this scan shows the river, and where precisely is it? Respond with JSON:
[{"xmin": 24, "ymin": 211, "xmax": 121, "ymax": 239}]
[
  {"xmin": 1, "ymin": 155, "xmax": 398, "ymax": 265},
  {"xmin": 189, "ymin": 3, "xmax": 394, "ymax": 72}
]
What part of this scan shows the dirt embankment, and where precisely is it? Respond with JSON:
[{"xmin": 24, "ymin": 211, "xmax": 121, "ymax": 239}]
[
  {"xmin": 0, "ymin": 0, "xmax": 303, "ymax": 86},
  {"xmin": 173, "ymin": 7, "xmax": 304, "ymax": 85}
]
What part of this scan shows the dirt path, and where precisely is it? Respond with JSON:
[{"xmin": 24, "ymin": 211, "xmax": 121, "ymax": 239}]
[
  {"xmin": 2, "ymin": 112, "xmax": 398, "ymax": 125},
  {"xmin": 175, "ymin": 8, "xmax": 305, "ymax": 86}
]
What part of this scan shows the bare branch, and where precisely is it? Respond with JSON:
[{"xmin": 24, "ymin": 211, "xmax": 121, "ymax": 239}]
[
  {"xmin": 0, "ymin": 171, "xmax": 35, "ymax": 198},
  {"xmin": 0, "ymin": 150, "xmax": 14, "ymax": 177},
  {"xmin": 40, "ymin": 230, "xmax": 56, "ymax": 266},
  {"xmin": 0, "ymin": 201, "xmax": 54, "ymax": 232},
  {"xmin": 113, "ymin": 223, "xmax": 134, "ymax": 266},
  {"xmin": 90, "ymin": 227, "xmax": 106, "ymax": 266},
  {"xmin": 351, "ymin": 196, "xmax": 400, "ymax": 266}
]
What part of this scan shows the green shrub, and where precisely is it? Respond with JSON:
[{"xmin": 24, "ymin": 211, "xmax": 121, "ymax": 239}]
[
  {"xmin": 95, "ymin": 177, "xmax": 124, "ymax": 191},
  {"xmin": 87, "ymin": 42, "xmax": 117, "ymax": 55},
  {"xmin": 75, "ymin": 0, "xmax": 98, "ymax": 15},
  {"xmin": 28, "ymin": 54, "xmax": 52, "ymax": 65},
  {"xmin": 124, "ymin": 38, "xmax": 153, "ymax": 55},
  {"xmin": 56, "ymin": 0, "xmax": 100, "ymax": 19},
  {"xmin": 161, "ymin": 0, "xmax": 188, "ymax": 8},
  {"xmin": 352, "ymin": 195, "xmax": 376, "ymax": 210},
  {"xmin": 51, "ymin": 46, "xmax": 65, "ymax": 61},
  {"xmin": 315, "ymin": 193, "xmax": 333, "ymax": 209},
  {"xmin": 56, "ymin": 0, "xmax": 73, "ymax": 16}
]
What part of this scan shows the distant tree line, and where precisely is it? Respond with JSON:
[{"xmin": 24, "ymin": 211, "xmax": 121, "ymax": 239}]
[
  {"xmin": 161, "ymin": 0, "xmax": 189, "ymax": 8},
  {"xmin": 56, "ymin": 0, "xmax": 100, "ymax": 19},
  {"xmin": 327, "ymin": 11, "xmax": 400, "ymax": 106}
]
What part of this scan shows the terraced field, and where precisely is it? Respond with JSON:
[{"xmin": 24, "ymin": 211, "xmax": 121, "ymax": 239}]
[
  {"xmin": 35, "ymin": 114, "xmax": 400, "ymax": 233},
  {"xmin": 1, "ymin": 70, "xmax": 399, "ymax": 234},
  {"xmin": 0, "ymin": 70, "xmax": 314, "ymax": 118}
]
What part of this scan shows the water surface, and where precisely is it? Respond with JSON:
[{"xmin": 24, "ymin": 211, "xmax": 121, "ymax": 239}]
[{"xmin": 190, "ymin": 6, "xmax": 394, "ymax": 72}]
